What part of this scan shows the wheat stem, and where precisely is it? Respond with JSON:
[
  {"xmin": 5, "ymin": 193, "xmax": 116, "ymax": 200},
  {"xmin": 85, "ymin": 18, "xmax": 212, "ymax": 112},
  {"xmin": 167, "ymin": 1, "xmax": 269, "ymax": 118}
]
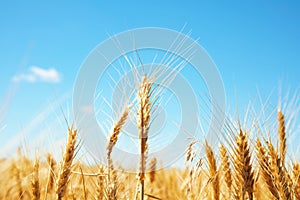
[
  {"xmin": 205, "ymin": 141, "xmax": 219, "ymax": 200},
  {"xmin": 137, "ymin": 76, "xmax": 152, "ymax": 200},
  {"xmin": 233, "ymin": 130, "xmax": 254, "ymax": 200},
  {"xmin": 56, "ymin": 128, "xmax": 77, "ymax": 200}
]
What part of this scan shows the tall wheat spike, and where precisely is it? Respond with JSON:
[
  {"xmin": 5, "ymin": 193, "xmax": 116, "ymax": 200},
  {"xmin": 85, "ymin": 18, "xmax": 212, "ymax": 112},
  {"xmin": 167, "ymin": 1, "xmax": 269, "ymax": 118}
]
[
  {"xmin": 31, "ymin": 158, "xmax": 40, "ymax": 200},
  {"xmin": 233, "ymin": 130, "xmax": 254, "ymax": 200},
  {"xmin": 137, "ymin": 76, "xmax": 152, "ymax": 200},
  {"xmin": 278, "ymin": 110, "xmax": 287, "ymax": 166},
  {"xmin": 205, "ymin": 141, "xmax": 219, "ymax": 200},
  {"xmin": 56, "ymin": 128, "xmax": 77, "ymax": 200},
  {"xmin": 277, "ymin": 110, "xmax": 294, "ymax": 199}
]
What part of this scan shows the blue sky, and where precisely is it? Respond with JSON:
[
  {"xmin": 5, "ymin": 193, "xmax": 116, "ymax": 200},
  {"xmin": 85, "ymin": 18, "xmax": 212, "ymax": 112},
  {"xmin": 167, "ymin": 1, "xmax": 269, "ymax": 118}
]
[{"xmin": 0, "ymin": 1, "xmax": 300, "ymax": 159}]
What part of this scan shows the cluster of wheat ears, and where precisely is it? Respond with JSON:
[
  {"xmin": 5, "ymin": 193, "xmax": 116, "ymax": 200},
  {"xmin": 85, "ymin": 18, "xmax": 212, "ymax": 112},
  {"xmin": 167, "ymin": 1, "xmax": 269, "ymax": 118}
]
[{"xmin": 1, "ymin": 74, "xmax": 300, "ymax": 200}]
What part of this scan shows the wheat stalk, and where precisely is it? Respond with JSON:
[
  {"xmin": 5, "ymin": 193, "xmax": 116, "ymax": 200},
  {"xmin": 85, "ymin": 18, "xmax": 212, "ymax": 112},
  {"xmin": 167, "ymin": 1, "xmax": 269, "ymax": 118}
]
[
  {"xmin": 105, "ymin": 106, "xmax": 129, "ymax": 199},
  {"xmin": 219, "ymin": 144, "xmax": 232, "ymax": 197},
  {"xmin": 278, "ymin": 110, "xmax": 287, "ymax": 166},
  {"xmin": 137, "ymin": 76, "xmax": 152, "ymax": 200},
  {"xmin": 106, "ymin": 106, "xmax": 129, "ymax": 176},
  {"xmin": 56, "ymin": 128, "xmax": 77, "ymax": 200},
  {"xmin": 267, "ymin": 141, "xmax": 291, "ymax": 200},
  {"xmin": 256, "ymin": 139, "xmax": 280, "ymax": 199},
  {"xmin": 233, "ymin": 130, "xmax": 254, "ymax": 200},
  {"xmin": 205, "ymin": 141, "xmax": 219, "ymax": 200}
]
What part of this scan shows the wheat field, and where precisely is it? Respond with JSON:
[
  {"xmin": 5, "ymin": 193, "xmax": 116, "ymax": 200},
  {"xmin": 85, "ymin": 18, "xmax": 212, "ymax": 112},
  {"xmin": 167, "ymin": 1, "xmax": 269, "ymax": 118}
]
[{"xmin": 1, "ymin": 75, "xmax": 300, "ymax": 200}]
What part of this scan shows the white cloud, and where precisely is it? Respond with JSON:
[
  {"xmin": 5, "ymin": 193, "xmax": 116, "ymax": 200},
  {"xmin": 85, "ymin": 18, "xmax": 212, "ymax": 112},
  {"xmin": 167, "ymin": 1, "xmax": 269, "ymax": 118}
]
[{"xmin": 12, "ymin": 66, "xmax": 61, "ymax": 83}]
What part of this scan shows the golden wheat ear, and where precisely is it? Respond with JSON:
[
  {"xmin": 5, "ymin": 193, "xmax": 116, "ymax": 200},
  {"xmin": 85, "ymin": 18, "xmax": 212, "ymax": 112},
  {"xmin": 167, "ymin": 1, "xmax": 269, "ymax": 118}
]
[
  {"xmin": 219, "ymin": 144, "xmax": 232, "ymax": 197},
  {"xmin": 277, "ymin": 110, "xmax": 287, "ymax": 165},
  {"xmin": 267, "ymin": 141, "xmax": 292, "ymax": 200},
  {"xmin": 233, "ymin": 130, "xmax": 254, "ymax": 200},
  {"xmin": 106, "ymin": 106, "xmax": 130, "ymax": 172},
  {"xmin": 56, "ymin": 128, "xmax": 78, "ymax": 200},
  {"xmin": 205, "ymin": 141, "xmax": 219, "ymax": 200}
]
